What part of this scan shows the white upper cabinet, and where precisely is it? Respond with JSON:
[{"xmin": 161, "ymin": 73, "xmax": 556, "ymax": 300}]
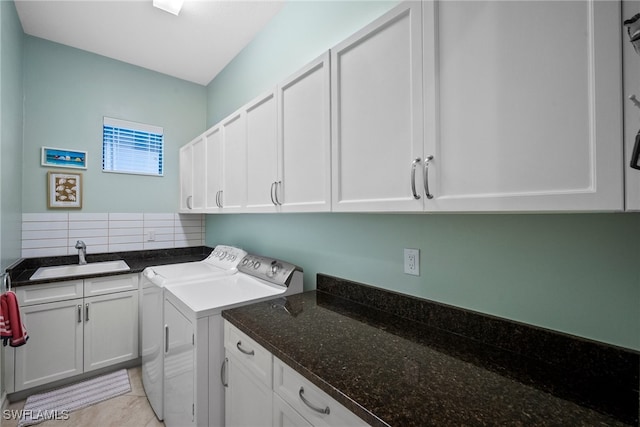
[
  {"xmin": 246, "ymin": 91, "xmax": 279, "ymax": 212},
  {"xmin": 203, "ymin": 53, "xmax": 332, "ymax": 214},
  {"xmin": 423, "ymin": 0, "xmax": 624, "ymax": 211},
  {"xmin": 623, "ymin": 0, "xmax": 640, "ymax": 211},
  {"xmin": 331, "ymin": 2, "xmax": 424, "ymax": 212},
  {"xmin": 179, "ymin": 136, "xmax": 206, "ymax": 213},
  {"xmin": 220, "ymin": 111, "xmax": 247, "ymax": 212},
  {"xmin": 205, "ymin": 126, "xmax": 223, "ymax": 211},
  {"xmin": 278, "ymin": 52, "xmax": 332, "ymax": 212},
  {"xmin": 181, "ymin": 0, "xmax": 626, "ymax": 214}
]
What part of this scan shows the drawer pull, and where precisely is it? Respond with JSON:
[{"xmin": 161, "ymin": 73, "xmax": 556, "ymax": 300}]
[
  {"xmin": 299, "ymin": 387, "xmax": 330, "ymax": 415},
  {"xmin": 236, "ymin": 341, "xmax": 255, "ymax": 356}
]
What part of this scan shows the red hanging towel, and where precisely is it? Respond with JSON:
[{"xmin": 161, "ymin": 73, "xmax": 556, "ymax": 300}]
[
  {"xmin": 0, "ymin": 294, "xmax": 10, "ymax": 343},
  {"xmin": 1, "ymin": 291, "xmax": 28, "ymax": 347}
]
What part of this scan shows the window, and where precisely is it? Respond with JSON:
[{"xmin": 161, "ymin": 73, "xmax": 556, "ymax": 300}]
[{"xmin": 102, "ymin": 117, "xmax": 164, "ymax": 176}]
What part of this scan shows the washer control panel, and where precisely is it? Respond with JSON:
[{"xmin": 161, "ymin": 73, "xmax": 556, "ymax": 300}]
[
  {"xmin": 238, "ymin": 254, "xmax": 301, "ymax": 287},
  {"xmin": 203, "ymin": 245, "xmax": 248, "ymax": 269}
]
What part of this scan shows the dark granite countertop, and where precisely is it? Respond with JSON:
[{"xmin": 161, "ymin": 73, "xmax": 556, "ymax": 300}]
[
  {"xmin": 222, "ymin": 274, "xmax": 639, "ymax": 427},
  {"xmin": 6, "ymin": 246, "xmax": 213, "ymax": 286}
]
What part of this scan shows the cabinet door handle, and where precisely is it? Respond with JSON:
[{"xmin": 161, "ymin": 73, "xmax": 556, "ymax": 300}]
[
  {"xmin": 274, "ymin": 181, "xmax": 282, "ymax": 205},
  {"xmin": 423, "ymin": 155, "xmax": 434, "ymax": 200},
  {"xmin": 411, "ymin": 158, "xmax": 421, "ymax": 200},
  {"xmin": 165, "ymin": 325, "xmax": 169, "ymax": 354},
  {"xmin": 186, "ymin": 195, "xmax": 193, "ymax": 209},
  {"xmin": 236, "ymin": 341, "xmax": 255, "ymax": 356},
  {"xmin": 270, "ymin": 182, "xmax": 278, "ymax": 206},
  {"xmin": 221, "ymin": 357, "xmax": 228, "ymax": 387},
  {"xmin": 77, "ymin": 305, "xmax": 82, "ymax": 323},
  {"xmin": 85, "ymin": 303, "xmax": 89, "ymax": 321},
  {"xmin": 299, "ymin": 387, "xmax": 330, "ymax": 415},
  {"xmin": 216, "ymin": 190, "xmax": 222, "ymax": 208}
]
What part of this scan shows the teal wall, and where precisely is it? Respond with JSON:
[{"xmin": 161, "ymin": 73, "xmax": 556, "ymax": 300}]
[
  {"xmin": 1, "ymin": 0, "xmax": 23, "ymax": 270},
  {"xmin": 207, "ymin": 213, "xmax": 639, "ymax": 350},
  {"xmin": 206, "ymin": 0, "xmax": 397, "ymax": 126},
  {"xmin": 205, "ymin": 1, "xmax": 640, "ymax": 350},
  {"xmin": 0, "ymin": 0, "xmax": 24, "ymax": 401},
  {"xmin": 23, "ymin": 37, "xmax": 207, "ymax": 213}
]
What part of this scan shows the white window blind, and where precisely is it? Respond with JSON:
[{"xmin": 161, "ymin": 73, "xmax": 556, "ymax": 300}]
[{"xmin": 103, "ymin": 117, "xmax": 164, "ymax": 176}]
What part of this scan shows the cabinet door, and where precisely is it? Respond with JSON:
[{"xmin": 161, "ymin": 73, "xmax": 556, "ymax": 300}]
[
  {"xmin": 84, "ymin": 290, "xmax": 139, "ymax": 372},
  {"xmin": 179, "ymin": 143, "xmax": 193, "ymax": 212},
  {"xmin": 221, "ymin": 112, "xmax": 247, "ymax": 212},
  {"xmin": 225, "ymin": 353, "xmax": 273, "ymax": 427},
  {"xmin": 205, "ymin": 126, "xmax": 223, "ymax": 211},
  {"xmin": 424, "ymin": 0, "xmax": 623, "ymax": 211},
  {"xmin": 14, "ymin": 299, "xmax": 83, "ymax": 391},
  {"xmin": 624, "ymin": 0, "xmax": 640, "ymax": 211},
  {"xmin": 273, "ymin": 394, "xmax": 312, "ymax": 427},
  {"xmin": 331, "ymin": 1, "xmax": 424, "ymax": 212},
  {"xmin": 179, "ymin": 137, "xmax": 206, "ymax": 212},
  {"xmin": 273, "ymin": 357, "xmax": 369, "ymax": 427},
  {"xmin": 279, "ymin": 52, "xmax": 332, "ymax": 212},
  {"xmin": 164, "ymin": 299, "xmax": 195, "ymax": 427},
  {"xmin": 191, "ymin": 137, "xmax": 206, "ymax": 211},
  {"xmin": 246, "ymin": 91, "xmax": 279, "ymax": 212}
]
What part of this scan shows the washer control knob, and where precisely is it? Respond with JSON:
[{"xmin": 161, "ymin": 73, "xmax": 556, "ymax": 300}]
[{"xmin": 253, "ymin": 261, "xmax": 260, "ymax": 269}]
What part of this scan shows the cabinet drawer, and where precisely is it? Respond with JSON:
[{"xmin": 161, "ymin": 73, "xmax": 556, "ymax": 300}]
[
  {"xmin": 84, "ymin": 274, "xmax": 138, "ymax": 297},
  {"xmin": 273, "ymin": 357, "xmax": 369, "ymax": 427},
  {"xmin": 224, "ymin": 321, "xmax": 272, "ymax": 389},
  {"xmin": 16, "ymin": 280, "xmax": 84, "ymax": 306}
]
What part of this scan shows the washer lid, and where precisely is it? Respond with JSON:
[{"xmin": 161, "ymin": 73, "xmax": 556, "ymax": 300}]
[
  {"xmin": 167, "ymin": 274, "xmax": 285, "ymax": 317},
  {"xmin": 142, "ymin": 245, "xmax": 246, "ymax": 287}
]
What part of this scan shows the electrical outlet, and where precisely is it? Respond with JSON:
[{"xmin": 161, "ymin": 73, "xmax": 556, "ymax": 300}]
[
  {"xmin": 147, "ymin": 230, "xmax": 156, "ymax": 241},
  {"xmin": 404, "ymin": 248, "xmax": 420, "ymax": 276}
]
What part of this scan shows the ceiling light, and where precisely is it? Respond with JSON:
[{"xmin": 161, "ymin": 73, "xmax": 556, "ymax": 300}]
[{"xmin": 153, "ymin": 0, "xmax": 184, "ymax": 16}]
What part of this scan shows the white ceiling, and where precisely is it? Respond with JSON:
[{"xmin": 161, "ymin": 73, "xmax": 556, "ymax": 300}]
[{"xmin": 14, "ymin": 0, "xmax": 286, "ymax": 86}]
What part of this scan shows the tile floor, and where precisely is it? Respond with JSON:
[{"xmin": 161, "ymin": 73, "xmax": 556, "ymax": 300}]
[{"xmin": 3, "ymin": 367, "xmax": 164, "ymax": 427}]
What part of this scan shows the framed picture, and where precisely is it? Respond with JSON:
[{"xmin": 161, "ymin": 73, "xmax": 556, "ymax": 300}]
[
  {"xmin": 41, "ymin": 147, "xmax": 87, "ymax": 169},
  {"xmin": 48, "ymin": 171, "xmax": 82, "ymax": 209}
]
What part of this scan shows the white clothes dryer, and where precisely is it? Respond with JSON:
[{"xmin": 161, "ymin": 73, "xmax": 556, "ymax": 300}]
[{"xmin": 141, "ymin": 245, "xmax": 247, "ymax": 421}]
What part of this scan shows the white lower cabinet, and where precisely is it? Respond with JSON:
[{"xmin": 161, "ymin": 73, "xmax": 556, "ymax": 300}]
[
  {"xmin": 272, "ymin": 358, "xmax": 368, "ymax": 427},
  {"xmin": 14, "ymin": 298, "xmax": 84, "ymax": 391},
  {"xmin": 83, "ymin": 290, "xmax": 139, "ymax": 372},
  {"xmin": 225, "ymin": 353, "xmax": 273, "ymax": 426},
  {"xmin": 224, "ymin": 318, "xmax": 273, "ymax": 426},
  {"xmin": 163, "ymin": 298, "xmax": 195, "ymax": 427},
  {"xmin": 273, "ymin": 394, "xmax": 312, "ymax": 427},
  {"xmin": 224, "ymin": 320, "xmax": 369, "ymax": 427},
  {"xmin": 9, "ymin": 274, "xmax": 139, "ymax": 393}
]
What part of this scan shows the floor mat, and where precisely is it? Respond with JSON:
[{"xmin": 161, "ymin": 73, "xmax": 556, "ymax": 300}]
[{"xmin": 18, "ymin": 369, "xmax": 131, "ymax": 427}]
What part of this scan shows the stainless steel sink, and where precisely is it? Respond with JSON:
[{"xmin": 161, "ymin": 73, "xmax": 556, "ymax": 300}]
[{"xmin": 29, "ymin": 260, "xmax": 130, "ymax": 281}]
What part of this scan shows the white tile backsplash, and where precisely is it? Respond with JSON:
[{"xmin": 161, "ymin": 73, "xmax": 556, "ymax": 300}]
[{"xmin": 21, "ymin": 213, "xmax": 205, "ymax": 257}]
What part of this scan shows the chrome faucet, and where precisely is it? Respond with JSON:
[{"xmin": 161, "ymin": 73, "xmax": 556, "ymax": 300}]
[{"xmin": 75, "ymin": 240, "xmax": 87, "ymax": 265}]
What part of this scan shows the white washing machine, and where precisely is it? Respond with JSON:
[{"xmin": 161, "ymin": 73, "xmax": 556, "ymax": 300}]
[
  {"xmin": 162, "ymin": 253, "xmax": 303, "ymax": 427},
  {"xmin": 141, "ymin": 245, "xmax": 247, "ymax": 421}
]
